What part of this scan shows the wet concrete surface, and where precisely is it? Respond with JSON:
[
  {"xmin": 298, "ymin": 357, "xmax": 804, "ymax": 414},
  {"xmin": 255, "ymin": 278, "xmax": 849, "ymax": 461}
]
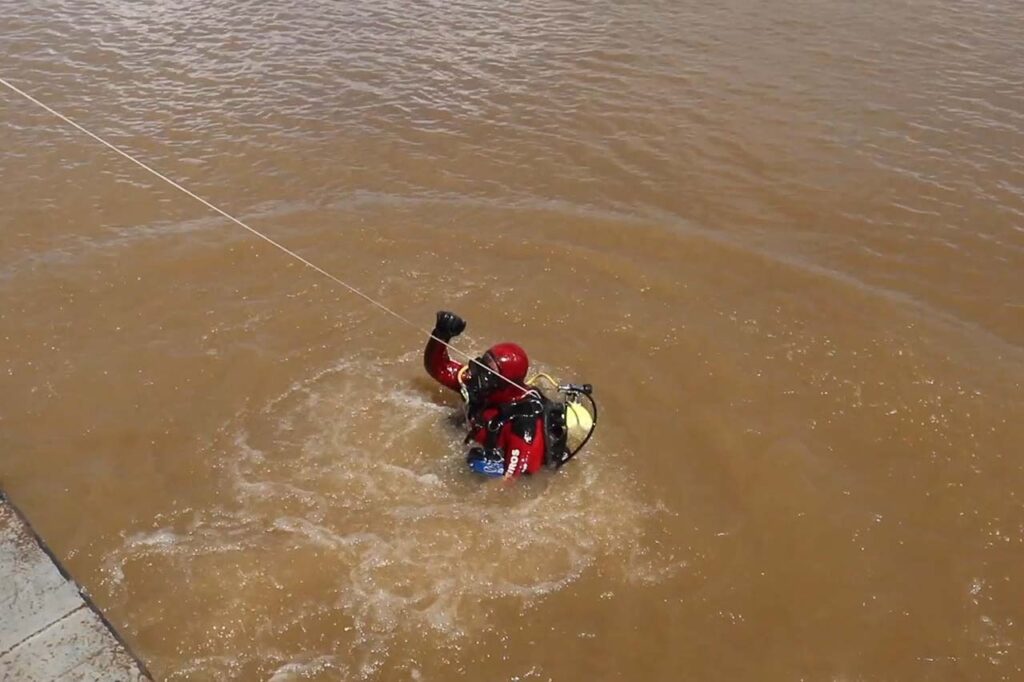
[{"xmin": 1, "ymin": 493, "xmax": 150, "ymax": 682}]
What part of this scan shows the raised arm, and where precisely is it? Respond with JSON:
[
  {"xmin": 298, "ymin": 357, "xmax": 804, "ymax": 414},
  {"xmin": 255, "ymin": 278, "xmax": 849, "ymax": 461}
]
[{"xmin": 424, "ymin": 310, "xmax": 467, "ymax": 392}]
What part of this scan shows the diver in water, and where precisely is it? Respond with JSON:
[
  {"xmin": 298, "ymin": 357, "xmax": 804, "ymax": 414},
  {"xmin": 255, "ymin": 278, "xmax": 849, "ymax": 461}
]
[{"xmin": 424, "ymin": 311, "xmax": 549, "ymax": 479}]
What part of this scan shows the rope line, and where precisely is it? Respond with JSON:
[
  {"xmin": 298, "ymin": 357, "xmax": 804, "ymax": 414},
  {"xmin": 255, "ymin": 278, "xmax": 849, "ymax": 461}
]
[{"xmin": 0, "ymin": 76, "xmax": 531, "ymax": 394}]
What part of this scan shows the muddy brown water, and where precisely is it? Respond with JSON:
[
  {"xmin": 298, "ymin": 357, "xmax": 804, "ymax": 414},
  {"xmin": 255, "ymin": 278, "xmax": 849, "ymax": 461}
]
[{"xmin": 1, "ymin": 1, "xmax": 1022, "ymax": 680}]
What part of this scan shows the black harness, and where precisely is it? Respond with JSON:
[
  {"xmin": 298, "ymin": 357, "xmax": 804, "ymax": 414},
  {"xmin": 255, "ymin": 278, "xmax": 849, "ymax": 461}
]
[{"xmin": 465, "ymin": 392, "xmax": 571, "ymax": 469}]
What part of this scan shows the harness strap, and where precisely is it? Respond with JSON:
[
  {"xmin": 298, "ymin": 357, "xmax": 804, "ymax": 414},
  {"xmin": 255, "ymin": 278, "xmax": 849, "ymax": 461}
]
[{"xmin": 467, "ymin": 396, "xmax": 546, "ymax": 447}]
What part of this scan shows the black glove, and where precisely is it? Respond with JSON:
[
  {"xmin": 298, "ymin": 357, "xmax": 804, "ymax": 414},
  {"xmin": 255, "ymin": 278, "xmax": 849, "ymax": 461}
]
[{"xmin": 432, "ymin": 310, "xmax": 466, "ymax": 341}]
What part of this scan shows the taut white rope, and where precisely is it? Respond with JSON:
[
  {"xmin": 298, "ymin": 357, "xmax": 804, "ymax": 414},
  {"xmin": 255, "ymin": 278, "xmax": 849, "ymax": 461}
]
[{"xmin": 0, "ymin": 76, "xmax": 531, "ymax": 394}]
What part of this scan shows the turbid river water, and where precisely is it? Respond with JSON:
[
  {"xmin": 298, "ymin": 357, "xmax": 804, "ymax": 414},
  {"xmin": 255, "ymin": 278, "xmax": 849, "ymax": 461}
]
[{"xmin": 1, "ymin": 1, "xmax": 1022, "ymax": 680}]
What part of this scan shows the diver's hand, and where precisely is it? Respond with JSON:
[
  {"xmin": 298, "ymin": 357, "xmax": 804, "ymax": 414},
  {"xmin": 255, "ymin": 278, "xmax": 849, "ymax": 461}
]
[{"xmin": 432, "ymin": 310, "xmax": 466, "ymax": 341}]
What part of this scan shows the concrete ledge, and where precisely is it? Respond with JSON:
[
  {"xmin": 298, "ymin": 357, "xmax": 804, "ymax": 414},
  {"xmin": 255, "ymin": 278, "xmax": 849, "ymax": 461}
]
[{"xmin": 1, "ymin": 492, "xmax": 151, "ymax": 681}]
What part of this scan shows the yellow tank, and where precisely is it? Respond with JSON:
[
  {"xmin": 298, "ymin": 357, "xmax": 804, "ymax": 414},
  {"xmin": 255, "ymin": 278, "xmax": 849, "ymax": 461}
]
[{"xmin": 565, "ymin": 399, "xmax": 594, "ymax": 436}]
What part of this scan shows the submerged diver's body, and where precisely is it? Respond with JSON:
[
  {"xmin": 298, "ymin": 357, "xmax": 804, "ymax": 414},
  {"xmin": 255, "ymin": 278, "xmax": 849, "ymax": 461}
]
[{"xmin": 424, "ymin": 311, "xmax": 547, "ymax": 478}]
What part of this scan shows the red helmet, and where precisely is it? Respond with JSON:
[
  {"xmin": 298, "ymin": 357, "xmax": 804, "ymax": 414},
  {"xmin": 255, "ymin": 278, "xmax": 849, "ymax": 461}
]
[{"xmin": 486, "ymin": 342, "xmax": 529, "ymax": 383}]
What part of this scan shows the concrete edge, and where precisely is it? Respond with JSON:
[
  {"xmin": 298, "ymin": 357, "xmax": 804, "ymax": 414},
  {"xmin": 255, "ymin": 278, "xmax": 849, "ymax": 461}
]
[{"xmin": 0, "ymin": 489, "xmax": 154, "ymax": 680}]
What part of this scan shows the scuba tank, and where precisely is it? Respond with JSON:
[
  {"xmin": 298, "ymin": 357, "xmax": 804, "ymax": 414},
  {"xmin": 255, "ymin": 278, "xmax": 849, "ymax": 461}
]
[{"xmin": 527, "ymin": 375, "xmax": 598, "ymax": 469}]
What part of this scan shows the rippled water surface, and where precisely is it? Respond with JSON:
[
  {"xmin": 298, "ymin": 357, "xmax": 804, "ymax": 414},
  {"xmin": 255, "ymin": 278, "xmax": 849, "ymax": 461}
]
[{"xmin": 1, "ymin": 1, "xmax": 1022, "ymax": 680}]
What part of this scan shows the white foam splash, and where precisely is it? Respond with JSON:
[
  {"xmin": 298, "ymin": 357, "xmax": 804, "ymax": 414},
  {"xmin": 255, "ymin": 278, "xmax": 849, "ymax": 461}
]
[{"xmin": 107, "ymin": 350, "xmax": 677, "ymax": 679}]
